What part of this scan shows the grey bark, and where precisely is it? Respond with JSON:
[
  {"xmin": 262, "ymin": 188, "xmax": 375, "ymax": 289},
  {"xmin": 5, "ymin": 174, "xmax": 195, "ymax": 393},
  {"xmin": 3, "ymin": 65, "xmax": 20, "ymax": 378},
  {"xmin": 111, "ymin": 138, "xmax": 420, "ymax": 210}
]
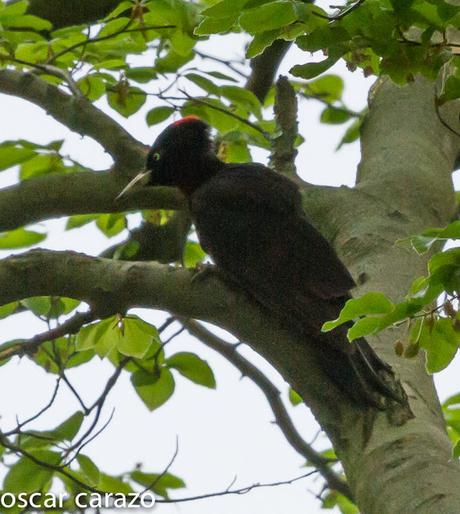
[{"xmin": 1, "ymin": 54, "xmax": 460, "ymax": 512}]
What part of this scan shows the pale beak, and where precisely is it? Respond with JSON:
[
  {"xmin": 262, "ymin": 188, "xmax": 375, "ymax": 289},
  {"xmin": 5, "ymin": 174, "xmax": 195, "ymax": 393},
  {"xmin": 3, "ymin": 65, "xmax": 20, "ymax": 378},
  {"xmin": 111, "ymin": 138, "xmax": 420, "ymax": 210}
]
[{"xmin": 115, "ymin": 169, "xmax": 152, "ymax": 201}]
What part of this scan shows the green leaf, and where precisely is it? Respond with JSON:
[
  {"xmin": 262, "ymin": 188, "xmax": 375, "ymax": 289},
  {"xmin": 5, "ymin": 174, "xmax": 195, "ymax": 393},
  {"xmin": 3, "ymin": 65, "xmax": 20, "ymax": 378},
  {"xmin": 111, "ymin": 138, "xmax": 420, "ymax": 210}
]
[
  {"xmin": 305, "ymin": 74, "xmax": 344, "ymax": 103},
  {"xmin": 117, "ymin": 316, "xmax": 160, "ymax": 359},
  {"xmin": 201, "ymin": 0, "xmax": 249, "ymax": 18},
  {"xmin": 170, "ymin": 29, "xmax": 196, "ymax": 56},
  {"xmin": 126, "ymin": 67, "xmax": 158, "ymax": 83},
  {"xmin": 443, "ymin": 392, "xmax": 460, "ymax": 408},
  {"xmin": 19, "ymin": 153, "xmax": 64, "ymax": 180},
  {"xmin": 4, "ymin": 450, "xmax": 60, "ymax": 494},
  {"xmin": 131, "ymin": 367, "xmax": 175, "ymax": 411},
  {"xmin": 76, "ymin": 317, "xmax": 115, "ymax": 352},
  {"xmin": 347, "ymin": 316, "xmax": 382, "ymax": 341},
  {"xmin": 3, "ymin": 14, "xmax": 52, "ymax": 31},
  {"xmin": 322, "ymin": 292, "xmax": 394, "ymax": 332},
  {"xmin": 288, "ymin": 387, "xmax": 302, "ymax": 406},
  {"xmin": 76, "ymin": 315, "xmax": 159, "ymax": 360},
  {"xmin": 77, "ymin": 75, "xmax": 106, "ymax": 101},
  {"xmin": 107, "ymin": 87, "xmax": 147, "ymax": 117},
  {"xmin": 183, "ymin": 241, "xmax": 206, "ymax": 268},
  {"xmin": 167, "ymin": 351, "xmax": 216, "ymax": 388},
  {"xmin": 146, "ymin": 106, "xmax": 176, "ymax": 126},
  {"xmin": 96, "ymin": 213, "xmax": 126, "ymax": 237},
  {"xmin": 0, "ymin": 301, "xmax": 18, "ymax": 319},
  {"xmin": 291, "ymin": 56, "xmax": 341, "ymax": 80},
  {"xmin": 131, "ymin": 470, "xmax": 185, "ymax": 498},
  {"xmin": 21, "ymin": 296, "xmax": 80, "ymax": 318},
  {"xmin": 0, "ymin": 144, "xmax": 35, "ymax": 171},
  {"xmin": 407, "ymin": 221, "xmax": 460, "ymax": 254},
  {"xmin": 337, "ymin": 117, "xmax": 362, "ymax": 149},
  {"xmin": 105, "ymin": 0, "xmax": 133, "ymax": 20},
  {"xmin": 77, "ymin": 454, "xmax": 100, "ymax": 486},
  {"xmin": 113, "ymin": 240, "xmax": 140, "ymax": 260},
  {"xmin": 98, "ymin": 473, "xmax": 133, "ymax": 494},
  {"xmin": 33, "ymin": 337, "xmax": 95, "ymax": 374},
  {"xmin": 439, "ymin": 76, "xmax": 460, "ymax": 104},
  {"xmin": 419, "ymin": 318, "xmax": 460, "ymax": 373},
  {"xmin": 0, "ymin": 228, "xmax": 46, "ymax": 249},
  {"xmin": 66, "ymin": 214, "xmax": 98, "ymax": 230},
  {"xmin": 97, "ymin": 17, "xmax": 131, "ymax": 38},
  {"xmin": 93, "ymin": 59, "xmax": 126, "ymax": 70},
  {"xmin": 0, "ymin": 0, "xmax": 28, "ymax": 17},
  {"xmin": 194, "ymin": 15, "xmax": 236, "ymax": 35},
  {"xmin": 246, "ymin": 30, "xmax": 280, "ymax": 58},
  {"xmin": 453, "ymin": 439, "xmax": 460, "ymax": 459},
  {"xmin": 186, "ymin": 73, "xmax": 220, "ymax": 95},
  {"xmin": 221, "ymin": 137, "xmax": 251, "ymax": 163},
  {"xmin": 320, "ymin": 107, "xmax": 353, "ymax": 124},
  {"xmin": 239, "ymin": 1, "xmax": 297, "ymax": 33},
  {"xmin": 51, "ymin": 411, "xmax": 84, "ymax": 441},
  {"xmin": 220, "ymin": 85, "xmax": 261, "ymax": 117}
]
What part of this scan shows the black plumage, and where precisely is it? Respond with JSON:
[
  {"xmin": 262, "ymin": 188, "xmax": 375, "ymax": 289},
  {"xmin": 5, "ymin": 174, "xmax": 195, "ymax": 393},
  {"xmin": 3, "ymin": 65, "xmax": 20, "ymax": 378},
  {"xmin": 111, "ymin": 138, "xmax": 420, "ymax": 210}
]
[{"xmin": 125, "ymin": 116, "xmax": 399, "ymax": 407}]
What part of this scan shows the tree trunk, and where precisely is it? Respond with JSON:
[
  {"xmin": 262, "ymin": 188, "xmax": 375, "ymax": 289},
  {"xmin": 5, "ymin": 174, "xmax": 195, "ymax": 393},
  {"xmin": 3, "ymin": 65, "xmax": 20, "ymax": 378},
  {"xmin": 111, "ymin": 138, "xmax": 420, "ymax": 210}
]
[{"xmin": 301, "ymin": 77, "xmax": 460, "ymax": 513}]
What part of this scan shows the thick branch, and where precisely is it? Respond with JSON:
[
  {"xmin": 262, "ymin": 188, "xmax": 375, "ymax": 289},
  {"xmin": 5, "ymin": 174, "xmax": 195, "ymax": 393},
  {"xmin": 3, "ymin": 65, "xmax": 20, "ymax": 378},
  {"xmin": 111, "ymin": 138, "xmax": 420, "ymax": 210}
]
[
  {"xmin": 0, "ymin": 69, "xmax": 145, "ymax": 167},
  {"xmin": 0, "ymin": 248, "xmax": 361, "ymax": 421},
  {"xmin": 0, "ymin": 165, "xmax": 339, "ymax": 233},
  {"xmin": 245, "ymin": 40, "xmax": 291, "ymax": 103},
  {"xmin": 0, "ymin": 172, "xmax": 184, "ymax": 231}
]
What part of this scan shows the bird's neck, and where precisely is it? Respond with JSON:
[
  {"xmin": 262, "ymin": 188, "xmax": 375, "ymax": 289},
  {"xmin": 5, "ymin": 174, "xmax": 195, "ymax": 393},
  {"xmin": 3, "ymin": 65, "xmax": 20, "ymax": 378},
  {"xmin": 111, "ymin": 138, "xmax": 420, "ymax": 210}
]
[{"xmin": 179, "ymin": 153, "xmax": 224, "ymax": 196}]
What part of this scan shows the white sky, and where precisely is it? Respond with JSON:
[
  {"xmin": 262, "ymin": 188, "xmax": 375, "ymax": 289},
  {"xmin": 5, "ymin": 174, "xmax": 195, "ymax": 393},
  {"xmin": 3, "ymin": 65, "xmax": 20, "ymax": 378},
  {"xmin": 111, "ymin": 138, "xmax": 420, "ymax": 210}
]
[{"xmin": 0, "ymin": 20, "xmax": 459, "ymax": 514}]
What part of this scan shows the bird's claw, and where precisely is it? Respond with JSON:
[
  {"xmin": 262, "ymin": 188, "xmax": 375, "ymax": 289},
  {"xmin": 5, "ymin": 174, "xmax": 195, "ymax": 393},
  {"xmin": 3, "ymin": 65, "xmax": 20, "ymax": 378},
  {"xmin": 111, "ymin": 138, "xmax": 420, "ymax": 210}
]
[{"xmin": 190, "ymin": 263, "xmax": 216, "ymax": 284}]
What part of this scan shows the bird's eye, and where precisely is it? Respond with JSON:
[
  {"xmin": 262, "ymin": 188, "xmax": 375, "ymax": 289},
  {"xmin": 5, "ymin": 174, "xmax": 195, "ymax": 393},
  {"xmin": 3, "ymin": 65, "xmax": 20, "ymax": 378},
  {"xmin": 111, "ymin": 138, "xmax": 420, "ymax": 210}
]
[{"xmin": 153, "ymin": 152, "xmax": 161, "ymax": 161}]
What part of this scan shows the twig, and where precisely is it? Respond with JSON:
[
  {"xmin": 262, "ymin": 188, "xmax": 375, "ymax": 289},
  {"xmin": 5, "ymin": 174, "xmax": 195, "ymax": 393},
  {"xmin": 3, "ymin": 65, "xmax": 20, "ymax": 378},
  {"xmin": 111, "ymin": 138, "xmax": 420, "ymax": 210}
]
[
  {"xmin": 65, "ymin": 409, "xmax": 115, "ymax": 466},
  {"xmin": 312, "ymin": 0, "xmax": 366, "ymax": 22},
  {"xmin": 0, "ymin": 311, "xmax": 95, "ymax": 363},
  {"xmin": 4, "ymin": 57, "xmax": 83, "ymax": 97},
  {"xmin": 63, "ymin": 357, "xmax": 130, "ymax": 457},
  {"xmin": 48, "ymin": 23, "xmax": 176, "ymax": 64},
  {"xmin": 158, "ymin": 317, "xmax": 176, "ymax": 333},
  {"xmin": 195, "ymin": 50, "xmax": 248, "ymax": 79},
  {"xmin": 0, "ymin": 69, "xmax": 146, "ymax": 166},
  {"xmin": 3, "ymin": 378, "xmax": 61, "ymax": 436},
  {"xmin": 155, "ymin": 470, "xmax": 318, "ymax": 503},
  {"xmin": 141, "ymin": 436, "xmax": 179, "ymax": 494},
  {"xmin": 181, "ymin": 319, "xmax": 353, "ymax": 501},
  {"xmin": 60, "ymin": 371, "xmax": 90, "ymax": 414},
  {"xmin": 161, "ymin": 91, "xmax": 269, "ymax": 139}
]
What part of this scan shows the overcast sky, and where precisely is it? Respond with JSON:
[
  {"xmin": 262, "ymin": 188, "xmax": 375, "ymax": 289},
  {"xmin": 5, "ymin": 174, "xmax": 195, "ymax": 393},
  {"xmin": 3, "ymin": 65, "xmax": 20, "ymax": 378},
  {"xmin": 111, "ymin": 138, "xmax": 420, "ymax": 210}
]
[{"xmin": 0, "ymin": 19, "xmax": 459, "ymax": 514}]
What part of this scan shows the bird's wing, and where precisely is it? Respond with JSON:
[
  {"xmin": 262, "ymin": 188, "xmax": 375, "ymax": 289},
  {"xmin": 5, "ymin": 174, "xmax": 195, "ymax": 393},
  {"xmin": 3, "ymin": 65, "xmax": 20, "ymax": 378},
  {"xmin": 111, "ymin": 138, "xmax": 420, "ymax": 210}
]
[{"xmin": 191, "ymin": 166, "xmax": 355, "ymax": 334}]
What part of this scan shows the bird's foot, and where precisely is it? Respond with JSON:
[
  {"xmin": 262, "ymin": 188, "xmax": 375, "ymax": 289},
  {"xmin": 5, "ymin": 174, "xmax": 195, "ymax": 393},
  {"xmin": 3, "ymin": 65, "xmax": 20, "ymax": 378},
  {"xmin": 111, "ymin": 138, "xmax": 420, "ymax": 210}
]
[{"xmin": 190, "ymin": 263, "xmax": 217, "ymax": 284}]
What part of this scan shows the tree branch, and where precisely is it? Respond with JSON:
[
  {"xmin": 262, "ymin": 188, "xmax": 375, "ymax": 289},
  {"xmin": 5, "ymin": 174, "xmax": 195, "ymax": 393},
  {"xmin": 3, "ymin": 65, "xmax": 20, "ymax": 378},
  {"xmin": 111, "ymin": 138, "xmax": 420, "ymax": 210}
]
[
  {"xmin": 0, "ymin": 311, "xmax": 94, "ymax": 362},
  {"xmin": 270, "ymin": 75, "xmax": 299, "ymax": 181},
  {"xmin": 0, "ymin": 248, "xmax": 353, "ymax": 419},
  {"xmin": 0, "ymin": 172, "xmax": 184, "ymax": 231},
  {"xmin": 181, "ymin": 319, "xmax": 353, "ymax": 501},
  {"xmin": 245, "ymin": 40, "xmax": 291, "ymax": 103},
  {"xmin": 0, "ymin": 69, "xmax": 146, "ymax": 167}
]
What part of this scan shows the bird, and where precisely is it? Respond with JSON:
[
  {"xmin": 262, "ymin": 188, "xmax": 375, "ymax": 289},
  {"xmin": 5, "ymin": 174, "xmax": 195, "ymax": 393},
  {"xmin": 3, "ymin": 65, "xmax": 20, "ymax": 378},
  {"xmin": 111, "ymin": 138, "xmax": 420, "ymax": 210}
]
[{"xmin": 118, "ymin": 115, "xmax": 401, "ymax": 408}]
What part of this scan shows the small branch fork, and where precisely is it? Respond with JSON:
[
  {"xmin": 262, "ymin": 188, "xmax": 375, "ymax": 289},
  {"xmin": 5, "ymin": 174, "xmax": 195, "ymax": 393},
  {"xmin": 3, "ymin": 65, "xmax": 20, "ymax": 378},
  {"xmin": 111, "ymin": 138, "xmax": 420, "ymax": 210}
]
[{"xmin": 0, "ymin": 311, "xmax": 95, "ymax": 362}]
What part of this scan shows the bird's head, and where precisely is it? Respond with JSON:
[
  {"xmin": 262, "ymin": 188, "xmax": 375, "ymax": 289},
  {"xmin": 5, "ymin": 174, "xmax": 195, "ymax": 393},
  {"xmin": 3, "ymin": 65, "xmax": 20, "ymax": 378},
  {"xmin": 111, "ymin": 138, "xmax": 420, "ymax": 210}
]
[{"xmin": 117, "ymin": 116, "xmax": 215, "ymax": 199}]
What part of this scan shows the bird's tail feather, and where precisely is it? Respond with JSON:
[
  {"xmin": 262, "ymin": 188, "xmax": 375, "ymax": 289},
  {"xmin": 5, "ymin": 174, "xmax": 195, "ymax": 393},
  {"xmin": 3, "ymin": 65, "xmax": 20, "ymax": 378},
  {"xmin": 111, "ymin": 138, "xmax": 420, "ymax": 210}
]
[{"xmin": 316, "ymin": 336, "xmax": 403, "ymax": 408}]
